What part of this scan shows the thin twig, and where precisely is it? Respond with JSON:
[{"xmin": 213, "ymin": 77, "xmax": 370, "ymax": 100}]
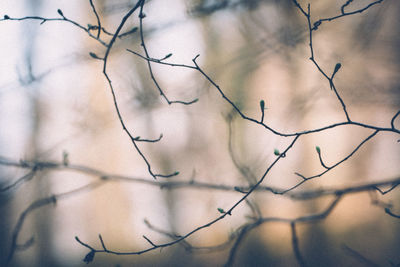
[
  {"xmin": 291, "ymin": 222, "xmax": 307, "ymax": 267},
  {"xmin": 88, "ymin": 0, "xmax": 102, "ymax": 39},
  {"xmin": 136, "ymin": 2, "xmax": 198, "ymax": 105}
]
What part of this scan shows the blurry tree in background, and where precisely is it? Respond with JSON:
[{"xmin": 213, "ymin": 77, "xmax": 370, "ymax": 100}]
[{"xmin": 0, "ymin": 0, "xmax": 399, "ymax": 266}]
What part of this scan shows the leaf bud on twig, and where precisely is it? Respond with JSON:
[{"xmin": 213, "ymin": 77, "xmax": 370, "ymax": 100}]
[{"xmin": 57, "ymin": 9, "xmax": 64, "ymax": 17}]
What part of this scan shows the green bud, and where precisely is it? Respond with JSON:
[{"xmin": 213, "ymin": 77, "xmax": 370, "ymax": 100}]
[
  {"xmin": 4, "ymin": 15, "xmax": 10, "ymax": 20},
  {"xmin": 165, "ymin": 53, "xmax": 172, "ymax": 59},
  {"xmin": 274, "ymin": 149, "xmax": 280, "ymax": 156},
  {"xmin": 316, "ymin": 146, "xmax": 321, "ymax": 154},
  {"xmin": 174, "ymin": 171, "xmax": 180, "ymax": 176},
  {"xmin": 217, "ymin": 208, "xmax": 225, "ymax": 214}
]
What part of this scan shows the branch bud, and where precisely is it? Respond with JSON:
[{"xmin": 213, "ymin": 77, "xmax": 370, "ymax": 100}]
[
  {"xmin": 333, "ymin": 63, "xmax": 341, "ymax": 76},
  {"xmin": 89, "ymin": 52, "xmax": 101, "ymax": 60},
  {"xmin": 57, "ymin": 9, "xmax": 64, "ymax": 17},
  {"xmin": 260, "ymin": 100, "xmax": 265, "ymax": 110},
  {"xmin": 313, "ymin": 21, "xmax": 321, "ymax": 29}
]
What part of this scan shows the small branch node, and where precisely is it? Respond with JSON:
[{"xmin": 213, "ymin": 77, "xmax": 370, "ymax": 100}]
[{"xmin": 143, "ymin": 235, "xmax": 157, "ymax": 247}]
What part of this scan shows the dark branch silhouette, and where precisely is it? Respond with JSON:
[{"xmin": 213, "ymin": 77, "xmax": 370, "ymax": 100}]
[{"xmin": 0, "ymin": 0, "xmax": 398, "ymax": 266}]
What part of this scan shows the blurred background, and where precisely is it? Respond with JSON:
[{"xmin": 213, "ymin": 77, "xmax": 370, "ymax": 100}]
[{"xmin": 0, "ymin": 0, "xmax": 399, "ymax": 266}]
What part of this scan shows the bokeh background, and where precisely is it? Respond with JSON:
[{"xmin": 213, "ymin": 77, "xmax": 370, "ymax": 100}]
[{"xmin": 0, "ymin": 0, "xmax": 399, "ymax": 266}]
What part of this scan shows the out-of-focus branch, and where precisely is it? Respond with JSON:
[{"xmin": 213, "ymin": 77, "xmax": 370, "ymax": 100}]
[
  {"xmin": 1, "ymin": 156, "xmax": 399, "ymax": 200},
  {"xmin": 223, "ymin": 223, "xmax": 256, "ymax": 267},
  {"xmin": 342, "ymin": 244, "xmax": 380, "ymax": 267},
  {"xmin": 0, "ymin": 169, "xmax": 37, "ymax": 193},
  {"xmin": 291, "ymin": 222, "xmax": 307, "ymax": 267}
]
